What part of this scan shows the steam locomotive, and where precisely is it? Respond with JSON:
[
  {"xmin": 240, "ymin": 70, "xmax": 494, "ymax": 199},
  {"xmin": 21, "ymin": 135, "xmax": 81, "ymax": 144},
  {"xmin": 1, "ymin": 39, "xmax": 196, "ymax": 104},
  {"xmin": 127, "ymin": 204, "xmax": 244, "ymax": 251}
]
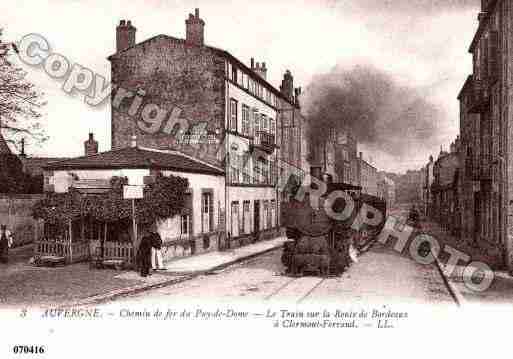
[{"xmin": 280, "ymin": 182, "xmax": 387, "ymax": 277}]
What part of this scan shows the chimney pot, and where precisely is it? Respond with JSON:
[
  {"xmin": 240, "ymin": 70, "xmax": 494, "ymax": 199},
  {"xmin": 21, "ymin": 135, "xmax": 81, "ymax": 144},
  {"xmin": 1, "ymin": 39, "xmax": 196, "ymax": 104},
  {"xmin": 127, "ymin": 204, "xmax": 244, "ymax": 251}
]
[
  {"xmin": 185, "ymin": 8, "xmax": 205, "ymax": 46},
  {"xmin": 116, "ymin": 19, "xmax": 136, "ymax": 52},
  {"xmin": 131, "ymin": 135, "xmax": 137, "ymax": 148},
  {"xmin": 281, "ymin": 70, "xmax": 294, "ymax": 102},
  {"xmin": 84, "ymin": 132, "xmax": 99, "ymax": 156},
  {"xmin": 250, "ymin": 57, "xmax": 254, "ymax": 69}
]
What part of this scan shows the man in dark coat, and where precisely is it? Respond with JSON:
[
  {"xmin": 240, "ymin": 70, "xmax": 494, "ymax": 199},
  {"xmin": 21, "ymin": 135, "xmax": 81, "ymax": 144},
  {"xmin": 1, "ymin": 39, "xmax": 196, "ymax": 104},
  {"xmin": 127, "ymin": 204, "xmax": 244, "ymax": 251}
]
[
  {"xmin": 136, "ymin": 232, "xmax": 154, "ymax": 277},
  {"xmin": 0, "ymin": 224, "xmax": 13, "ymax": 264}
]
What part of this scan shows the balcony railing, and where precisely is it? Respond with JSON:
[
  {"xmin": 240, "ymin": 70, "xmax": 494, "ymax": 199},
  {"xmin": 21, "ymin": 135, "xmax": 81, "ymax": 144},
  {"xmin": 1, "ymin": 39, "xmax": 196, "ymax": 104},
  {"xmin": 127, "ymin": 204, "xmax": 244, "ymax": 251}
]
[
  {"xmin": 468, "ymin": 78, "xmax": 490, "ymax": 114},
  {"xmin": 251, "ymin": 131, "xmax": 276, "ymax": 154}
]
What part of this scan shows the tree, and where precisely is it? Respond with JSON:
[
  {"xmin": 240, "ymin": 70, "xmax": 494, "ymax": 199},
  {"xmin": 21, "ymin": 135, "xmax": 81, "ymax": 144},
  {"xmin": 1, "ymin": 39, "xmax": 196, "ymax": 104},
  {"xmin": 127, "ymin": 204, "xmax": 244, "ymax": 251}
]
[
  {"xmin": 0, "ymin": 153, "xmax": 25, "ymax": 193},
  {"xmin": 0, "ymin": 30, "xmax": 47, "ymax": 151}
]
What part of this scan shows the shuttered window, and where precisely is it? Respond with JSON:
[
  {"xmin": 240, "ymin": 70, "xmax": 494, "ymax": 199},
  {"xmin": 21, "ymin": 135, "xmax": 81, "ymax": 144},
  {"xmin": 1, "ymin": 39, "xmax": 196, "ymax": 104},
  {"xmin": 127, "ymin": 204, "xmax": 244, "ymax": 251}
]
[
  {"xmin": 230, "ymin": 99, "xmax": 238, "ymax": 132},
  {"xmin": 202, "ymin": 191, "xmax": 214, "ymax": 233}
]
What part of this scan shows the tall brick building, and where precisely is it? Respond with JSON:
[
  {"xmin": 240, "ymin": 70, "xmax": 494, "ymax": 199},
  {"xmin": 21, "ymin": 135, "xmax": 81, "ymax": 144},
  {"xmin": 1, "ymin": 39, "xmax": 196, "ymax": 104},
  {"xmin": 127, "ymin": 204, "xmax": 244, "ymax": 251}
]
[
  {"xmin": 431, "ymin": 144, "xmax": 461, "ymax": 235},
  {"xmin": 421, "ymin": 155, "xmax": 435, "ymax": 217},
  {"xmin": 107, "ymin": 9, "xmax": 301, "ymax": 241},
  {"xmin": 334, "ymin": 129, "xmax": 359, "ymax": 186},
  {"xmin": 457, "ymin": 0, "xmax": 513, "ymax": 270}
]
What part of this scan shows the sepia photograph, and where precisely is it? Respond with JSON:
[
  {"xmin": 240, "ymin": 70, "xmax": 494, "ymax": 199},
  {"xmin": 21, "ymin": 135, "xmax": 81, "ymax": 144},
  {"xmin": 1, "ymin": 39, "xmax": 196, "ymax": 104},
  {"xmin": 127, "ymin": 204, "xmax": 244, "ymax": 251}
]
[{"xmin": 0, "ymin": 0, "xmax": 511, "ymax": 357}]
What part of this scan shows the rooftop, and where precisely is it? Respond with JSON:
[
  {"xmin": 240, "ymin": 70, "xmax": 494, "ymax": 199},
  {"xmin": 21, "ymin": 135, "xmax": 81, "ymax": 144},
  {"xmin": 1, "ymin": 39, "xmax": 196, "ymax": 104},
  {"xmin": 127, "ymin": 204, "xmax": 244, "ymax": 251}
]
[
  {"xmin": 107, "ymin": 31, "xmax": 296, "ymax": 107},
  {"xmin": 43, "ymin": 146, "xmax": 224, "ymax": 176}
]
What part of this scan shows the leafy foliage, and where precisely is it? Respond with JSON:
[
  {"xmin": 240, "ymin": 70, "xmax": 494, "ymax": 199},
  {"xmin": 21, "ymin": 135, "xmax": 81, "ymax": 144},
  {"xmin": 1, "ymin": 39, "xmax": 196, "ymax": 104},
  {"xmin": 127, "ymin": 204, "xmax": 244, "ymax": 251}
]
[
  {"xmin": 0, "ymin": 153, "xmax": 43, "ymax": 193},
  {"xmin": 32, "ymin": 174, "xmax": 190, "ymax": 225},
  {"xmin": 0, "ymin": 153, "xmax": 24, "ymax": 193},
  {"xmin": 0, "ymin": 56, "xmax": 47, "ymax": 150}
]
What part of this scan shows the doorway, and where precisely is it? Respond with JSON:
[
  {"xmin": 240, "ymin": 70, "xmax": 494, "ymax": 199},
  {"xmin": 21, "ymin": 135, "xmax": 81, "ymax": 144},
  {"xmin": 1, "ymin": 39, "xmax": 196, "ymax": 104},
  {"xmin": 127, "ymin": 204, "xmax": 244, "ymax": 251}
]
[{"xmin": 254, "ymin": 200, "xmax": 260, "ymax": 233}]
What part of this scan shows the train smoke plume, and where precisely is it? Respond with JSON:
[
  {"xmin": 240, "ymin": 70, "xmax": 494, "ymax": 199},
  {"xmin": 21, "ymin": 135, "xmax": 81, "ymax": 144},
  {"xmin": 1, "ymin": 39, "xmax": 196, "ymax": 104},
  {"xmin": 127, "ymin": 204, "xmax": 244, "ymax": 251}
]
[{"xmin": 303, "ymin": 65, "xmax": 445, "ymax": 159}]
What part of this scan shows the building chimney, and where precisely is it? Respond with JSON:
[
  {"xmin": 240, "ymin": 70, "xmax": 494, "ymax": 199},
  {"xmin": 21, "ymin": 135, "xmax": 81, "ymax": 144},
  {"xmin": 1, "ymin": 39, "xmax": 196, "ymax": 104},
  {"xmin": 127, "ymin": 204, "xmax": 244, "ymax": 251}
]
[
  {"xmin": 84, "ymin": 132, "xmax": 99, "ymax": 156},
  {"xmin": 280, "ymin": 70, "xmax": 294, "ymax": 102},
  {"xmin": 294, "ymin": 87, "xmax": 302, "ymax": 107},
  {"xmin": 185, "ymin": 8, "xmax": 205, "ymax": 46},
  {"xmin": 250, "ymin": 59, "xmax": 267, "ymax": 80},
  {"xmin": 20, "ymin": 138, "xmax": 26, "ymax": 158},
  {"xmin": 359, "ymin": 151, "xmax": 363, "ymax": 160},
  {"xmin": 116, "ymin": 19, "xmax": 136, "ymax": 52},
  {"xmin": 131, "ymin": 134, "xmax": 137, "ymax": 148}
]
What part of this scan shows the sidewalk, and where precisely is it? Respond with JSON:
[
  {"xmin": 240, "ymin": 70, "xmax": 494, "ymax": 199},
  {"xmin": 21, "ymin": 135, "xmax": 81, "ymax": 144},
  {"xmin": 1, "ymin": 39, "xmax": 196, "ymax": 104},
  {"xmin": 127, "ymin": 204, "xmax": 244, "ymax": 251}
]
[
  {"xmin": 162, "ymin": 236, "xmax": 289, "ymax": 274},
  {"xmin": 0, "ymin": 236, "xmax": 288, "ymax": 308},
  {"xmin": 419, "ymin": 217, "xmax": 503, "ymax": 269},
  {"xmin": 74, "ymin": 236, "xmax": 289, "ymax": 306},
  {"xmin": 419, "ymin": 217, "xmax": 513, "ymax": 304}
]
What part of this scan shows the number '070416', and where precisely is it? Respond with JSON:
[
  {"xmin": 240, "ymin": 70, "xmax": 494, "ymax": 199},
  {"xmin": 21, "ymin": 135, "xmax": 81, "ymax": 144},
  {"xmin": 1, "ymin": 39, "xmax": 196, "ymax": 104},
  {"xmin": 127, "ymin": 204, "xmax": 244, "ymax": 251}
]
[{"xmin": 12, "ymin": 345, "xmax": 45, "ymax": 354}]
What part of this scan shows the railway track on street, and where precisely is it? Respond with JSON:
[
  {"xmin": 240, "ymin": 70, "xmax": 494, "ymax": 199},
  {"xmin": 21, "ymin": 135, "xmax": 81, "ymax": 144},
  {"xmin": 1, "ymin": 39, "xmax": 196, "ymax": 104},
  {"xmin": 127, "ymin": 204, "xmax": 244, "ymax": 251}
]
[{"xmin": 264, "ymin": 276, "xmax": 328, "ymax": 303}]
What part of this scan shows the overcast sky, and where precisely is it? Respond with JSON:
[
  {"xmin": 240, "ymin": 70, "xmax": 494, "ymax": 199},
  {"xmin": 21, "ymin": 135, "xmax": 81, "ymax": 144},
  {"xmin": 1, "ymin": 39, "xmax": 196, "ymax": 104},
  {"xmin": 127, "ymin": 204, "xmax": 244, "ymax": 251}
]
[{"xmin": 1, "ymin": 0, "xmax": 480, "ymax": 173}]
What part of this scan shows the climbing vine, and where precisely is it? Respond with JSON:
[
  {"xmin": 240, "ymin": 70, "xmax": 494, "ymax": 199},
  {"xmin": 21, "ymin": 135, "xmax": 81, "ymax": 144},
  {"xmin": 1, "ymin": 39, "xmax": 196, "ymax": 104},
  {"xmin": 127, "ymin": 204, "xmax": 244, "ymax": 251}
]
[{"xmin": 32, "ymin": 173, "xmax": 189, "ymax": 225}]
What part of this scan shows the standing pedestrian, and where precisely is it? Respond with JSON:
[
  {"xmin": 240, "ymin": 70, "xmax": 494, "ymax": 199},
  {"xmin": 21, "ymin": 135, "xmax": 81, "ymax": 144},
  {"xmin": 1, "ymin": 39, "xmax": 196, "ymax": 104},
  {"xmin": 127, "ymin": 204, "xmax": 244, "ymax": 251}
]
[
  {"xmin": 151, "ymin": 230, "xmax": 165, "ymax": 271},
  {"xmin": 136, "ymin": 230, "xmax": 153, "ymax": 277},
  {"xmin": 0, "ymin": 224, "xmax": 13, "ymax": 264}
]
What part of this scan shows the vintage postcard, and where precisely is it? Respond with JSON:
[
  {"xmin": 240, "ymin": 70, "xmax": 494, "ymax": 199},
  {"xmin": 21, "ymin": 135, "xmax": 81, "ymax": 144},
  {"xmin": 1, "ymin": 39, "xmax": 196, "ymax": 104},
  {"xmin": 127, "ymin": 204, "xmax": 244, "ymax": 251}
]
[{"xmin": 0, "ymin": 0, "xmax": 511, "ymax": 358}]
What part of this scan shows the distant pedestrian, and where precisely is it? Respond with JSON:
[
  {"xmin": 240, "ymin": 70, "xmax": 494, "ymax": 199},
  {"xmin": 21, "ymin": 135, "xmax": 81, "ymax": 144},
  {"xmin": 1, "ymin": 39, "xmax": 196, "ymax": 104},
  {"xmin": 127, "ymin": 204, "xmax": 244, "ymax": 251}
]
[
  {"xmin": 136, "ymin": 231, "xmax": 153, "ymax": 277},
  {"xmin": 151, "ymin": 231, "xmax": 165, "ymax": 271},
  {"xmin": 0, "ymin": 224, "xmax": 13, "ymax": 264}
]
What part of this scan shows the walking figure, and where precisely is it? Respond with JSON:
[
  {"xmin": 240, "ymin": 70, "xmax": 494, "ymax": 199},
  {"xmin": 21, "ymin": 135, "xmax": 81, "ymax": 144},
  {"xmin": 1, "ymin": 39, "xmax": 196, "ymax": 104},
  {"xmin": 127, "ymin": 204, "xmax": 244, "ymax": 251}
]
[{"xmin": 0, "ymin": 224, "xmax": 14, "ymax": 263}]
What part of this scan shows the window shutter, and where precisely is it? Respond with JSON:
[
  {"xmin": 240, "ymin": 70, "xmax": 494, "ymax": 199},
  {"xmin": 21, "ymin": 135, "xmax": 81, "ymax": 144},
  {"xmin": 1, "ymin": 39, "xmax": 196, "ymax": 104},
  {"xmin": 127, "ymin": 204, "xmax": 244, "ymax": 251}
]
[{"xmin": 209, "ymin": 193, "xmax": 214, "ymax": 232}]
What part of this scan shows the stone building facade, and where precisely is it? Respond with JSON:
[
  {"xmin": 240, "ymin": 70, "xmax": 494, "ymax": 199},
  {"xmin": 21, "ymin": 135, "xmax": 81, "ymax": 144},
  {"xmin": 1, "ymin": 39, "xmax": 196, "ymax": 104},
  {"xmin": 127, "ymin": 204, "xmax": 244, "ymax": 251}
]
[
  {"xmin": 278, "ymin": 70, "xmax": 307, "ymax": 198},
  {"xmin": 107, "ymin": 9, "xmax": 301, "ymax": 244},
  {"xmin": 431, "ymin": 145, "xmax": 461, "ymax": 236},
  {"xmin": 334, "ymin": 129, "xmax": 359, "ymax": 186},
  {"xmin": 357, "ymin": 153, "xmax": 378, "ymax": 196},
  {"xmin": 422, "ymin": 155, "xmax": 435, "ymax": 217},
  {"xmin": 378, "ymin": 174, "xmax": 396, "ymax": 209},
  {"xmin": 457, "ymin": 0, "xmax": 513, "ymax": 269}
]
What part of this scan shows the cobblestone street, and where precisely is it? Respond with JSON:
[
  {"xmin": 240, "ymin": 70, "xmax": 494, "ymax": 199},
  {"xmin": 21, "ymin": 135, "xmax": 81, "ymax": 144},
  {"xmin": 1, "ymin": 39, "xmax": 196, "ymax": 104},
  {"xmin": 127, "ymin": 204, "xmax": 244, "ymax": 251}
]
[
  {"xmin": 116, "ymin": 242, "xmax": 454, "ymax": 305},
  {"xmin": 0, "ymin": 245, "xmax": 182, "ymax": 309}
]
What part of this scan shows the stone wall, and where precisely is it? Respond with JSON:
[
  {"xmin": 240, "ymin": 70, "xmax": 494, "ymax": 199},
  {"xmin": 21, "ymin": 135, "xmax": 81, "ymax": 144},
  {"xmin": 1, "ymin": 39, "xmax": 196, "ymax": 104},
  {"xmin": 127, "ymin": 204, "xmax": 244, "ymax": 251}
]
[
  {"xmin": 110, "ymin": 36, "xmax": 226, "ymax": 168},
  {"xmin": 0, "ymin": 194, "xmax": 44, "ymax": 247}
]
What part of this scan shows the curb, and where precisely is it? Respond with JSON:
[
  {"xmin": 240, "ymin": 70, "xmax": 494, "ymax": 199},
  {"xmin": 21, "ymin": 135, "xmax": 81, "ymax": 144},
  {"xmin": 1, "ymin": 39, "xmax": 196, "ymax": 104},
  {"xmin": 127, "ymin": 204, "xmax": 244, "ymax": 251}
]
[
  {"xmin": 72, "ymin": 243, "xmax": 285, "ymax": 307},
  {"xmin": 71, "ymin": 275, "xmax": 195, "ymax": 307}
]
